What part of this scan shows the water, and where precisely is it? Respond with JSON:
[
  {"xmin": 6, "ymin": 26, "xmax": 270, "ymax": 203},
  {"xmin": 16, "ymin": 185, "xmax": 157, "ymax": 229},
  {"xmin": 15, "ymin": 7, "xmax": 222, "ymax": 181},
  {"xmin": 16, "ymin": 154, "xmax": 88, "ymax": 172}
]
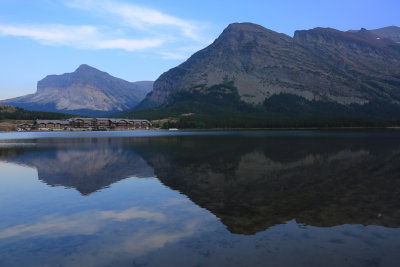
[{"xmin": 0, "ymin": 130, "xmax": 399, "ymax": 266}]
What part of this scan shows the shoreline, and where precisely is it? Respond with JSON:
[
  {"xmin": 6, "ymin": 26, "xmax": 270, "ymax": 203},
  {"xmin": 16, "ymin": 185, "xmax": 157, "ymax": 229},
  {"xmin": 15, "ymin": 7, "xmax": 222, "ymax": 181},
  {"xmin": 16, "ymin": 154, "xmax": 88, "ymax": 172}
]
[{"xmin": 1, "ymin": 126, "xmax": 399, "ymax": 134}]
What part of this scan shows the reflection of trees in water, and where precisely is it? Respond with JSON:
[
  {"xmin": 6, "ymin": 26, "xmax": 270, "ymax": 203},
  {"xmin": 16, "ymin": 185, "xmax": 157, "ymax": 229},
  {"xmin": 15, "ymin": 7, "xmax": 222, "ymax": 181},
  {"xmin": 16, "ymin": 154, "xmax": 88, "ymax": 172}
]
[{"xmin": 1, "ymin": 134, "xmax": 400, "ymax": 234}]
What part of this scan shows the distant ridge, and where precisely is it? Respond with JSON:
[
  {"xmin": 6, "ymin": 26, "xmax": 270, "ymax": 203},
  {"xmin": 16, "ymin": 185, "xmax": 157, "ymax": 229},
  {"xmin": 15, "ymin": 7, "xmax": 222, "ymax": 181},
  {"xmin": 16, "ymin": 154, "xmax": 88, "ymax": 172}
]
[{"xmin": 0, "ymin": 64, "xmax": 153, "ymax": 117}]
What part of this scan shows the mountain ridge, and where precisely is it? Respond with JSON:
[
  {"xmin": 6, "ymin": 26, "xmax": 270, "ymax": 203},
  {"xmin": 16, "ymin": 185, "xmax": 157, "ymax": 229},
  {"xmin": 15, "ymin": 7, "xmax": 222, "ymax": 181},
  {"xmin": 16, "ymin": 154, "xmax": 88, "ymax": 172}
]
[
  {"xmin": 1, "ymin": 64, "xmax": 153, "ymax": 117},
  {"xmin": 136, "ymin": 23, "xmax": 400, "ymax": 122},
  {"xmin": 368, "ymin": 26, "xmax": 400, "ymax": 43}
]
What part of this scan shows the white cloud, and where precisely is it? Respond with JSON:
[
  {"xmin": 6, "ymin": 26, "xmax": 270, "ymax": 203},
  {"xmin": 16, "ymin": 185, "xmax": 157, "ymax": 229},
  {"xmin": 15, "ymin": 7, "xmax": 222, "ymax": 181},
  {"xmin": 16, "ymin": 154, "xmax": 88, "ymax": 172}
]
[
  {"xmin": 64, "ymin": 0, "xmax": 202, "ymax": 40},
  {"xmin": 0, "ymin": 24, "xmax": 96, "ymax": 45},
  {"xmin": 0, "ymin": 1, "xmax": 212, "ymax": 59},
  {"xmin": 0, "ymin": 24, "xmax": 165, "ymax": 51}
]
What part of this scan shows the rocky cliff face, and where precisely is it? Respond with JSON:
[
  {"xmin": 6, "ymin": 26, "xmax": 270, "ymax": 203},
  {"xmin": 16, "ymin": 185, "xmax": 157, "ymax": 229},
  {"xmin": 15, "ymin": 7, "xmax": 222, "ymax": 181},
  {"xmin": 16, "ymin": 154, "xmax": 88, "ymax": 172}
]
[
  {"xmin": 0, "ymin": 64, "xmax": 153, "ymax": 116},
  {"xmin": 139, "ymin": 23, "xmax": 400, "ymax": 111}
]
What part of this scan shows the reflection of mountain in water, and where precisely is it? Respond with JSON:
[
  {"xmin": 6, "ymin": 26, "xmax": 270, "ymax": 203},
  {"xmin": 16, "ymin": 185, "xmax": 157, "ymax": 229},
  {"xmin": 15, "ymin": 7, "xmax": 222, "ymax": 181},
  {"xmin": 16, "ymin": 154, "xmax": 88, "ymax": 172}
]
[
  {"xmin": 1, "ymin": 133, "xmax": 400, "ymax": 234},
  {"xmin": 0, "ymin": 138, "xmax": 154, "ymax": 195},
  {"xmin": 136, "ymin": 135, "xmax": 400, "ymax": 235}
]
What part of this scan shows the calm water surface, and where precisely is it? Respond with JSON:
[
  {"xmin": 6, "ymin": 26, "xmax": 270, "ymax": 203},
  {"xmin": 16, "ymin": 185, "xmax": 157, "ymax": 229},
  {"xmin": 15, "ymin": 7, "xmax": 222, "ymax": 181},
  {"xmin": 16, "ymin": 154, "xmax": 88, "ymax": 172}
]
[{"xmin": 0, "ymin": 130, "xmax": 399, "ymax": 266}]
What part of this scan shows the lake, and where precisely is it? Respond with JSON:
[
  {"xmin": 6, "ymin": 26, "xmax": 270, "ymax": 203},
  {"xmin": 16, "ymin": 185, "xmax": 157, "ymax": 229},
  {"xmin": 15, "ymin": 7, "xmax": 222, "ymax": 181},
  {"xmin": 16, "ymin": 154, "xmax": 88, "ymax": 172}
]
[{"xmin": 0, "ymin": 130, "xmax": 399, "ymax": 266}]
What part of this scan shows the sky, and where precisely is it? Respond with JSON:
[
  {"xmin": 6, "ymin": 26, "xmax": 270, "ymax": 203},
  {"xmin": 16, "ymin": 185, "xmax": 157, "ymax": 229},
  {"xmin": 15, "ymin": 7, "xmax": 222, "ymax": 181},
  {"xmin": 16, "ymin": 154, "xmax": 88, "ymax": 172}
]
[{"xmin": 0, "ymin": 0, "xmax": 399, "ymax": 100}]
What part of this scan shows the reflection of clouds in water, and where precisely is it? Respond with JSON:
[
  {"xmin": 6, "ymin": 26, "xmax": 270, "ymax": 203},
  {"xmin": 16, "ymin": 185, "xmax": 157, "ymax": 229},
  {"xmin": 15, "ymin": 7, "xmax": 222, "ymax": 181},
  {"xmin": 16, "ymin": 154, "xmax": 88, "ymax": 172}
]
[
  {"xmin": 119, "ymin": 220, "xmax": 200, "ymax": 255},
  {"xmin": 99, "ymin": 207, "xmax": 166, "ymax": 221},
  {"xmin": 0, "ymin": 200, "xmax": 216, "ymax": 267},
  {"xmin": 0, "ymin": 207, "xmax": 166, "ymax": 239},
  {"xmin": 0, "ymin": 214, "xmax": 99, "ymax": 239},
  {"xmin": 71, "ymin": 218, "xmax": 208, "ymax": 267}
]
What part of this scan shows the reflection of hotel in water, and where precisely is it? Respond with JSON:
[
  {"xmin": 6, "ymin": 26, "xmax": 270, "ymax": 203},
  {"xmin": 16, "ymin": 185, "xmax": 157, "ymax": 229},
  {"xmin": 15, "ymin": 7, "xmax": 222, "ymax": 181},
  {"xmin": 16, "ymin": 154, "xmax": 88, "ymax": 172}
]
[{"xmin": 17, "ymin": 118, "xmax": 151, "ymax": 131}]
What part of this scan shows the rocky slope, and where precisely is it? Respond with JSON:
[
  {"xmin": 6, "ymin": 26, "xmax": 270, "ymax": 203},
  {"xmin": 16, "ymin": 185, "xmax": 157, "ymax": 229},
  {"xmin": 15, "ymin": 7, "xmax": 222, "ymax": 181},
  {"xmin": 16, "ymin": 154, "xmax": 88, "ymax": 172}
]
[
  {"xmin": 138, "ymin": 23, "xmax": 400, "ymax": 118},
  {"xmin": 0, "ymin": 64, "xmax": 153, "ymax": 116},
  {"xmin": 294, "ymin": 27, "xmax": 400, "ymax": 93}
]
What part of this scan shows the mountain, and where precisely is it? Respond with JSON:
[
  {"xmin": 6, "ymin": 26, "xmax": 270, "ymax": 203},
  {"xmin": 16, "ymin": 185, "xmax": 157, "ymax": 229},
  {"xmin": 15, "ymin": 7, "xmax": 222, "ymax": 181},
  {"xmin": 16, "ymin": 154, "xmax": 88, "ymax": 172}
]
[
  {"xmin": 0, "ymin": 64, "xmax": 153, "ymax": 116},
  {"xmin": 134, "ymin": 23, "xmax": 400, "ymax": 124}
]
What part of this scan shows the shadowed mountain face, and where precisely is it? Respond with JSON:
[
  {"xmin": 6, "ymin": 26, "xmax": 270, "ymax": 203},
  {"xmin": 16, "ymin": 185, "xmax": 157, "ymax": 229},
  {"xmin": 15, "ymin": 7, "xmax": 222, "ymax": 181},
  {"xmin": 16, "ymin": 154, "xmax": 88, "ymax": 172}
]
[
  {"xmin": 0, "ymin": 65, "xmax": 153, "ymax": 116},
  {"xmin": 138, "ymin": 23, "xmax": 400, "ymax": 118},
  {"xmin": 1, "ymin": 132, "xmax": 400, "ymax": 234}
]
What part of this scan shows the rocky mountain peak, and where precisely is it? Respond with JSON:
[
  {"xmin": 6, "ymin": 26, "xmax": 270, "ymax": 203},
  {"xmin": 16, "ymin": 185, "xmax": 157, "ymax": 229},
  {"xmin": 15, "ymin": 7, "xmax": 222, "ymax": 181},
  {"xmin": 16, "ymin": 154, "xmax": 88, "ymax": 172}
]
[
  {"xmin": 219, "ymin": 22, "xmax": 291, "ymax": 46},
  {"xmin": 73, "ymin": 64, "xmax": 114, "ymax": 83},
  {"xmin": 141, "ymin": 23, "xmax": 298, "ymax": 108},
  {"xmin": 224, "ymin": 22, "xmax": 271, "ymax": 33},
  {"xmin": 75, "ymin": 64, "xmax": 103, "ymax": 74},
  {"xmin": 139, "ymin": 22, "xmax": 400, "ymax": 112},
  {"xmin": 1, "ymin": 65, "xmax": 154, "ymax": 116},
  {"xmin": 37, "ymin": 64, "xmax": 109, "ymax": 91}
]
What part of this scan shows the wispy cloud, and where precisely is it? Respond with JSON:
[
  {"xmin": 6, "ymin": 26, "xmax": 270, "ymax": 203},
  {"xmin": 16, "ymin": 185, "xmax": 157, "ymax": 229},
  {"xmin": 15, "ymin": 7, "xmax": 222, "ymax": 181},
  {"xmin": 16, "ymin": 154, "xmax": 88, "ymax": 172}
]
[
  {"xmin": 0, "ymin": 24, "xmax": 95, "ymax": 45},
  {"xmin": 0, "ymin": 24, "xmax": 164, "ymax": 51},
  {"xmin": 64, "ymin": 0, "xmax": 202, "ymax": 40},
  {"xmin": 0, "ymin": 1, "xmax": 211, "ymax": 58}
]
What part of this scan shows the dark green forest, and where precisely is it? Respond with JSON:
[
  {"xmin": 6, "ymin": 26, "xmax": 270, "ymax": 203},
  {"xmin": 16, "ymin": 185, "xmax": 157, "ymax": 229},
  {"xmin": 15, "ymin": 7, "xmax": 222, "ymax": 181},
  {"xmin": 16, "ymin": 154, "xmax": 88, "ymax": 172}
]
[{"xmin": 122, "ymin": 84, "xmax": 400, "ymax": 129}]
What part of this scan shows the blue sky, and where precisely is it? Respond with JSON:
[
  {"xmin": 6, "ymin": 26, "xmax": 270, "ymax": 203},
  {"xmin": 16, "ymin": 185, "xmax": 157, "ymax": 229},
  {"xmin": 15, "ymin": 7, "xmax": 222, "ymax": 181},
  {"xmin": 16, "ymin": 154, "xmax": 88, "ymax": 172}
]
[{"xmin": 0, "ymin": 0, "xmax": 399, "ymax": 100}]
